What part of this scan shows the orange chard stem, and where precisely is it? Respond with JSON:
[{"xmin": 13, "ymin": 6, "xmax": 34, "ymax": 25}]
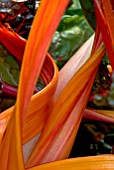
[
  {"xmin": 25, "ymin": 43, "xmax": 105, "ymax": 167},
  {"xmin": 0, "ymin": 23, "xmax": 26, "ymax": 60},
  {"xmin": 84, "ymin": 108, "xmax": 114, "ymax": 123},
  {"xmin": 0, "ymin": 1, "xmax": 69, "ymax": 169},
  {"xmin": 94, "ymin": 0, "xmax": 114, "ymax": 68},
  {"xmin": 101, "ymin": 0, "xmax": 114, "ymax": 46},
  {"xmin": 17, "ymin": 0, "xmax": 70, "ymax": 126},
  {"xmin": 29, "ymin": 154, "xmax": 114, "ymax": 170}
]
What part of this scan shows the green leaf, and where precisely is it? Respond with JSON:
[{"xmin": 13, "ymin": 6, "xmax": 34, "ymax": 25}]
[
  {"xmin": 0, "ymin": 55, "xmax": 20, "ymax": 86},
  {"xmin": 0, "ymin": 44, "xmax": 20, "ymax": 111},
  {"xmin": 49, "ymin": 13, "xmax": 93, "ymax": 69},
  {"xmin": 79, "ymin": 0, "xmax": 96, "ymax": 30},
  {"xmin": 0, "ymin": 44, "xmax": 20, "ymax": 86}
]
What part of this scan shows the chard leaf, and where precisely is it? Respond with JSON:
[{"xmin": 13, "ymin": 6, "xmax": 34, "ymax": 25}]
[
  {"xmin": 0, "ymin": 44, "xmax": 20, "ymax": 86},
  {"xmin": 49, "ymin": 2, "xmax": 94, "ymax": 69}
]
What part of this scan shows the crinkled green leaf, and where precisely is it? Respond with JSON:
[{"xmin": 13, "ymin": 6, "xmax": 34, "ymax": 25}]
[
  {"xmin": 49, "ymin": 12, "xmax": 93, "ymax": 69},
  {"xmin": 0, "ymin": 44, "xmax": 20, "ymax": 111},
  {"xmin": 0, "ymin": 56, "xmax": 20, "ymax": 86},
  {"xmin": 65, "ymin": 0, "xmax": 82, "ymax": 16},
  {"xmin": 0, "ymin": 44, "xmax": 20, "ymax": 86},
  {"xmin": 50, "ymin": 24, "xmax": 83, "ymax": 56}
]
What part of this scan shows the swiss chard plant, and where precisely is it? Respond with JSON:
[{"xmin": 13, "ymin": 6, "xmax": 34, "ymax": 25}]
[{"xmin": 0, "ymin": 0, "xmax": 114, "ymax": 170}]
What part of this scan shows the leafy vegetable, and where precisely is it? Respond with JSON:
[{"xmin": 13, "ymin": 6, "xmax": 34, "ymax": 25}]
[{"xmin": 49, "ymin": 1, "xmax": 94, "ymax": 69}]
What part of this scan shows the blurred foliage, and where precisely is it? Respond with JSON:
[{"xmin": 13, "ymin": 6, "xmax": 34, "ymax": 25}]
[
  {"xmin": 0, "ymin": 44, "xmax": 20, "ymax": 112},
  {"xmin": 0, "ymin": 43, "xmax": 45, "ymax": 112},
  {"xmin": 0, "ymin": 45, "xmax": 20, "ymax": 86},
  {"xmin": 0, "ymin": 98, "xmax": 15, "ymax": 112},
  {"xmin": 70, "ymin": 119, "xmax": 114, "ymax": 158},
  {"xmin": 49, "ymin": 0, "xmax": 94, "ymax": 69},
  {"xmin": 79, "ymin": 0, "xmax": 96, "ymax": 30},
  {"xmin": 93, "ymin": 73, "xmax": 114, "ymax": 110}
]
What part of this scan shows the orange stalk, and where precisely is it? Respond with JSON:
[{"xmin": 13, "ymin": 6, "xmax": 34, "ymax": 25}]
[
  {"xmin": 101, "ymin": 0, "xmax": 114, "ymax": 46},
  {"xmin": 0, "ymin": 54, "xmax": 58, "ymax": 145},
  {"xmin": 17, "ymin": 0, "xmax": 70, "ymax": 127},
  {"xmin": 0, "ymin": 34, "xmax": 93, "ymax": 144},
  {"xmin": 0, "ymin": 23, "xmax": 26, "ymax": 60},
  {"xmin": 25, "ymin": 22, "xmax": 105, "ymax": 166},
  {"xmin": 94, "ymin": 0, "xmax": 114, "ymax": 68},
  {"xmin": 1, "ymin": 1, "xmax": 114, "ymax": 169},
  {"xmin": 29, "ymin": 154, "xmax": 114, "ymax": 170},
  {"xmin": 54, "ymin": 34, "xmax": 94, "ymax": 99},
  {"xmin": 25, "ymin": 42, "xmax": 105, "ymax": 167},
  {"xmin": 84, "ymin": 108, "xmax": 114, "ymax": 123},
  {"xmin": 54, "ymin": 22, "xmax": 103, "ymax": 101},
  {"xmin": 0, "ymin": 0, "xmax": 70, "ymax": 169}
]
